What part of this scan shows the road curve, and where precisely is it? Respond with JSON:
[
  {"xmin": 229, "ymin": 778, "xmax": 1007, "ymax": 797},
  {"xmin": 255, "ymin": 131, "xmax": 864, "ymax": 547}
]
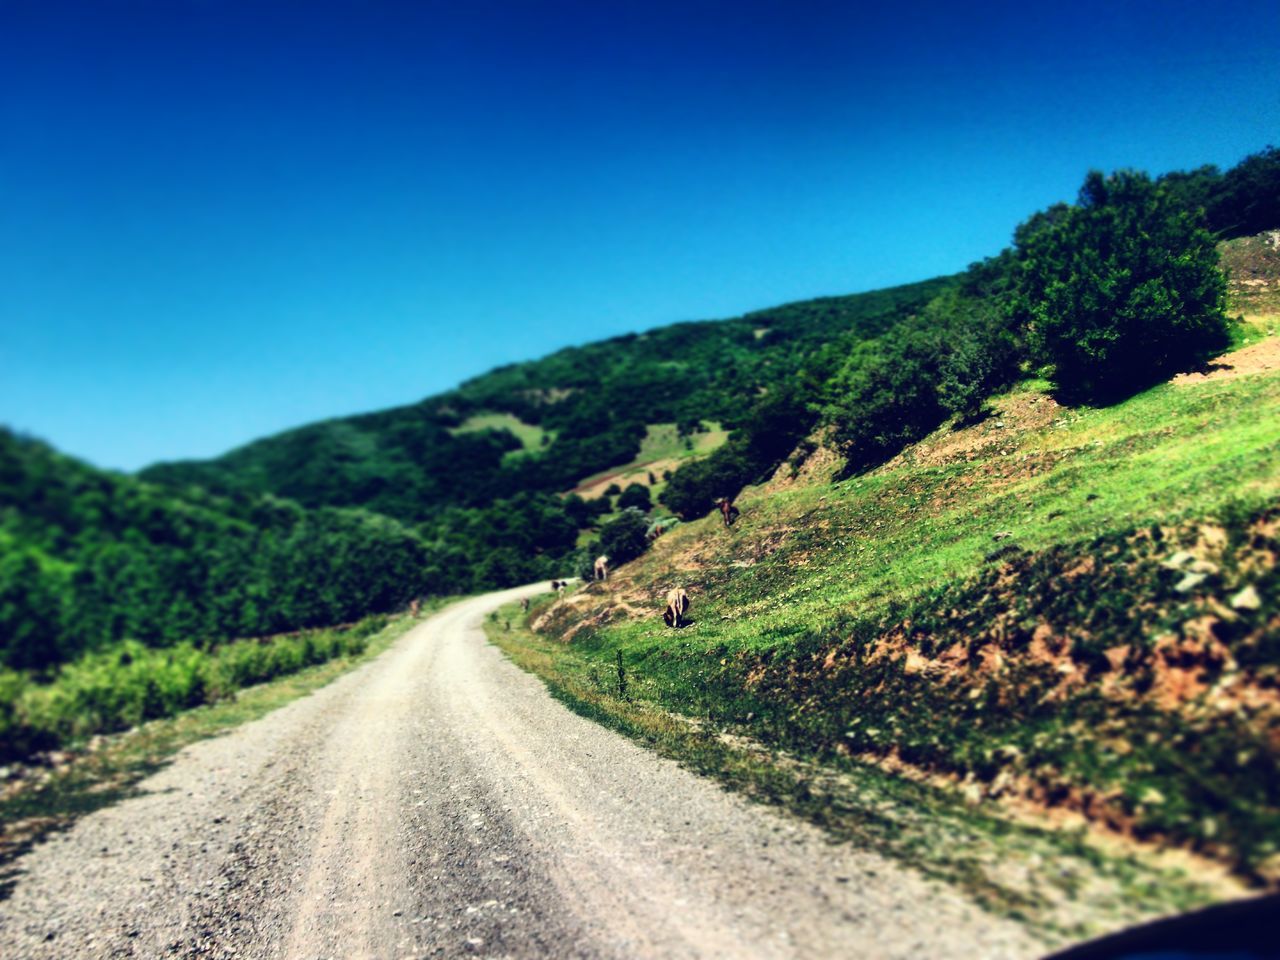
[{"xmin": 0, "ymin": 586, "xmax": 1040, "ymax": 959}]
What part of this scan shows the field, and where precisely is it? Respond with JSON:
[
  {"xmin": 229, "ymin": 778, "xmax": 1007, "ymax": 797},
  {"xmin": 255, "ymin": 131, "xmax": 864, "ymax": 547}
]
[
  {"xmin": 570, "ymin": 421, "xmax": 728, "ymax": 498},
  {"xmin": 446, "ymin": 412, "xmax": 555, "ymax": 461}
]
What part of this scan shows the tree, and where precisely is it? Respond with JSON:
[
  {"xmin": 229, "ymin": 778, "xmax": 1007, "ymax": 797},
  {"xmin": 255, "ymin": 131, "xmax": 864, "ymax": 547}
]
[
  {"xmin": 1009, "ymin": 170, "xmax": 1228, "ymax": 402},
  {"xmin": 1207, "ymin": 146, "xmax": 1280, "ymax": 239},
  {"xmin": 616, "ymin": 483, "xmax": 652, "ymax": 512},
  {"xmin": 596, "ymin": 509, "xmax": 649, "ymax": 566}
]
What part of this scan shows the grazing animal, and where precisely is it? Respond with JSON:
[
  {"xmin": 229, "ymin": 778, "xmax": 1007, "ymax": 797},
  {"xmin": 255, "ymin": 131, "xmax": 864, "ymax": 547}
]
[
  {"xmin": 520, "ymin": 597, "xmax": 531, "ymax": 613},
  {"xmin": 409, "ymin": 598, "xmax": 421, "ymax": 617},
  {"xmin": 594, "ymin": 555, "xmax": 610, "ymax": 581},
  {"xmin": 718, "ymin": 498, "xmax": 739, "ymax": 528},
  {"xmin": 663, "ymin": 587, "xmax": 690, "ymax": 628}
]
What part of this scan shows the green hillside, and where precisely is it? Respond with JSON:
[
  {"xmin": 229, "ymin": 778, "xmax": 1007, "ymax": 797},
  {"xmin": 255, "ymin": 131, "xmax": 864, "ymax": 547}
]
[{"xmin": 139, "ymin": 276, "xmax": 956, "ymax": 521}]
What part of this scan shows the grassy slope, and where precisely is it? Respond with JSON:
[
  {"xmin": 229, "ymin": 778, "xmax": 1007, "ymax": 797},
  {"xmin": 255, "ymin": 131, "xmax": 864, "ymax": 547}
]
[
  {"xmin": 570, "ymin": 421, "xmax": 729, "ymax": 498},
  {"xmin": 448, "ymin": 412, "xmax": 554, "ymax": 451},
  {"xmin": 498, "ymin": 310, "xmax": 1280, "ymax": 941}
]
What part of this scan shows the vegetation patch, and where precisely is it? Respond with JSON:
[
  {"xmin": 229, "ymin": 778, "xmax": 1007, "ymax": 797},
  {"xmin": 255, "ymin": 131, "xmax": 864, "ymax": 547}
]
[
  {"xmin": 448, "ymin": 412, "xmax": 555, "ymax": 458},
  {"xmin": 0, "ymin": 613, "xmax": 420, "ymax": 763},
  {"xmin": 570, "ymin": 421, "xmax": 728, "ymax": 498}
]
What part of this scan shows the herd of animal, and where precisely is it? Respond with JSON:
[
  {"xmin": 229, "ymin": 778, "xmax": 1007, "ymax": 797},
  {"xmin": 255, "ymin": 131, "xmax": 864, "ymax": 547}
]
[{"xmin": 538, "ymin": 498, "xmax": 740, "ymax": 629}]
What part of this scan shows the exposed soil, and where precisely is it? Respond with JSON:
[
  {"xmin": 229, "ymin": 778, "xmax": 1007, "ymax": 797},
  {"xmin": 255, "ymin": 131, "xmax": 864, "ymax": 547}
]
[{"xmin": 1172, "ymin": 336, "xmax": 1280, "ymax": 385}]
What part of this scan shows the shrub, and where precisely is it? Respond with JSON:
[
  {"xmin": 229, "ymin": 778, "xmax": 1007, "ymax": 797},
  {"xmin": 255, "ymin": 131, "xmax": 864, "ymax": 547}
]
[
  {"xmin": 659, "ymin": 444, "xmax": 753, "ymax": 520},
  {"xmin": 1009, "ymin": 169, "xmax": 1229, "ymax": 402},
  {"xmin": 825, "ymin": 292, "xmax": 1020, "ymax": 475},
  {"xmin": 596, "ymin": 508, "xmax": 650, "ymax": 566},
  {"xmin": 660, "ymin": 383, "xmax": 816, "ymax": 520},
  {"xmin": 616, "ymin": 483, "xmax": 652, "ymax": 512},
  {"xmin": 0, "ymin": 616, "xmax": 392, "ymax": 763}
]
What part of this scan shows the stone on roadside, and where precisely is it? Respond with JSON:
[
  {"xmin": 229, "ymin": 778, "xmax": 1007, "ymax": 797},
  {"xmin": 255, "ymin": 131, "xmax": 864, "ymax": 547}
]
[
  {"xmin": 1230, "ymin": 585, "xmax": 1262, "ymax": 611},
  {"xmin": 1175, "ymin": 572, "xmax": 1208, "ymax": 593},
  {"xmin": 1161, "ymin": 551, "xmax": 1195, "ymax": 570}
]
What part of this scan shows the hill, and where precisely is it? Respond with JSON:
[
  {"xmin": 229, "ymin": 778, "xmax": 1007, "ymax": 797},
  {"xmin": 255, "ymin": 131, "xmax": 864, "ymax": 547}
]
[
  {"xmin": 139, "ymin": 276, "xmax": 955, "ymax": 521},
  {"xmin": 488, "ymin": 250, "xmax": 1280, "ymax": 939}
]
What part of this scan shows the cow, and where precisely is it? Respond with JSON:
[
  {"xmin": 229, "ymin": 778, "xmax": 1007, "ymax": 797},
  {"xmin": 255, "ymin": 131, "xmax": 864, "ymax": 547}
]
[
  {"xmin": 594, "ymin": 555, "xmax": 610, "ymax": 582},
  {"xmin": 718, "ymin": 498, "xmax": 740, "ymax": 528},
  {"xmin": 520, "ymin": 597, "xmax": 531, "ymax": 613},
  {"xmin": 663, "ymin": 587, "xmax": 690, "ymax": 628}
]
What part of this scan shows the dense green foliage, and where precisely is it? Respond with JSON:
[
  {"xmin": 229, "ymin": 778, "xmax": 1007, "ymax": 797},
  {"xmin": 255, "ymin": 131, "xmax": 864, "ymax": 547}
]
[
  {"xmin": 1157, "ymin": 145, "xmax": 1280, "ymax": 240},
  {"xmin": 0, "ymin": 616, "xmax": 391, "ymax": 762},
  {"xmin": 825, "ymin": 291, "xmax": 1020, "ymax": 475},
  {"xmin": 660, "ymin": 382, "xmax": 820, "ymax": 519},
  {"xmin": 616, "ymin": 482, "xmax": 652, "ymax": 512},
  {"xmin": 0, "ymin": 430, "xmax": 438, "ymax": 671},
  {"xmin": 1010, "ymin": 170, "xmax": 1229, "ymax": 401}
]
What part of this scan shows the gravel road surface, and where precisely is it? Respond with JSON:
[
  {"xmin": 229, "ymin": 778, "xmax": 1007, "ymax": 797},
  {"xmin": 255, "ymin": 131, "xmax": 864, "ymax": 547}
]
[{"xmin": 0, "ymin": 586, "xmax": 1041, "ymax": 959}]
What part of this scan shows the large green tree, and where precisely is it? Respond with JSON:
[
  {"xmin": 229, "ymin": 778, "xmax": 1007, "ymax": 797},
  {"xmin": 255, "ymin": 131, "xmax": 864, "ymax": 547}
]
[{"xmin": 1010, "ymin": 169, "xmax": 1228, "ymax": 401}]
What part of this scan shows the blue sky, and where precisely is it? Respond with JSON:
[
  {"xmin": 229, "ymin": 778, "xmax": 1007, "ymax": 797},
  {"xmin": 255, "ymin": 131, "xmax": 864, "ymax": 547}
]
[{"xmin": 3, "ymin": 1, "xmax": 1278, "ymax": 471}]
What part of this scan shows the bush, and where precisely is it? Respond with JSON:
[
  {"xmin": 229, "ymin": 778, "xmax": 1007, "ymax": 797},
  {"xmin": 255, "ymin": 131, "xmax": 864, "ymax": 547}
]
[
  {"xmin": 0, "ymin": 616, "xmax": 392, "ymax": 763},
  {"xmin": 596, "ymin": 508, "xmax": 650, "ymax": 566},
  {"xmin": 1010, "ymin": 169, "xmax": 1229, "ymax": 402},
  {"xmin": 616, "ymin": 483, "xmax": 652, "ymax": 512},
  {"xmin": 660, "ymin": 383, "xmax": 816, "ymax": 520},
  {"xmin": 1205, "ymin": 145, "xmax": 1280, "ymax": 239},
  {"xmin": 659, "ymin": 444, "xmax": 753, "ymax": 520},
  {"xmin": 825, "ymin": 292, "xmax": 1019, "ymax": 475}
]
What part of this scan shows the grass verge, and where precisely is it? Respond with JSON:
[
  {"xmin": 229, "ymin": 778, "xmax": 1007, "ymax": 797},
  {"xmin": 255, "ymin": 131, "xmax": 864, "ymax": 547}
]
[{"xmin": 487, "ymin": 606, "xmax": 1245, "ymax": 946}]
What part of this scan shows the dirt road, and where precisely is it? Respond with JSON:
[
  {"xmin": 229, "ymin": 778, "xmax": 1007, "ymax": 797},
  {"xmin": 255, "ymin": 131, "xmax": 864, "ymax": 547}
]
[{"xmin": 0, "ymin": 586, "xmax": 1040, "ymax": 959}]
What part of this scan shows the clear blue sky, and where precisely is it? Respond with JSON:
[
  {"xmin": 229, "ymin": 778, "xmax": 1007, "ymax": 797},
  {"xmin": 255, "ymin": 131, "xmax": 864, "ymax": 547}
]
[{"xmin": 3, "ymin": 1, "xmax": 1278, "ymax": 471}]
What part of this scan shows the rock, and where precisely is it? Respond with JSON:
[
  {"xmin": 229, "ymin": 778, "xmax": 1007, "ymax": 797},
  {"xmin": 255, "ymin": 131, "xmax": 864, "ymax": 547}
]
[
  {"xmin": 1189, "ymin": 560, "xmax": 1220, "ymax": 574},
  {"xmin": 992, "ymin": 530, "xmax": 1013, "ymax": 541},
  {"xmin": 1161, "ymin": 550, "xmax": 1195, "ymax": 570},
  {"xmin": 1174, "ymin": 572, "xmax": 1208, "ymax": 593},
  {"xmin": 1230, "ymin": 585, "xmax": 1262, "ymax": 611}
]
